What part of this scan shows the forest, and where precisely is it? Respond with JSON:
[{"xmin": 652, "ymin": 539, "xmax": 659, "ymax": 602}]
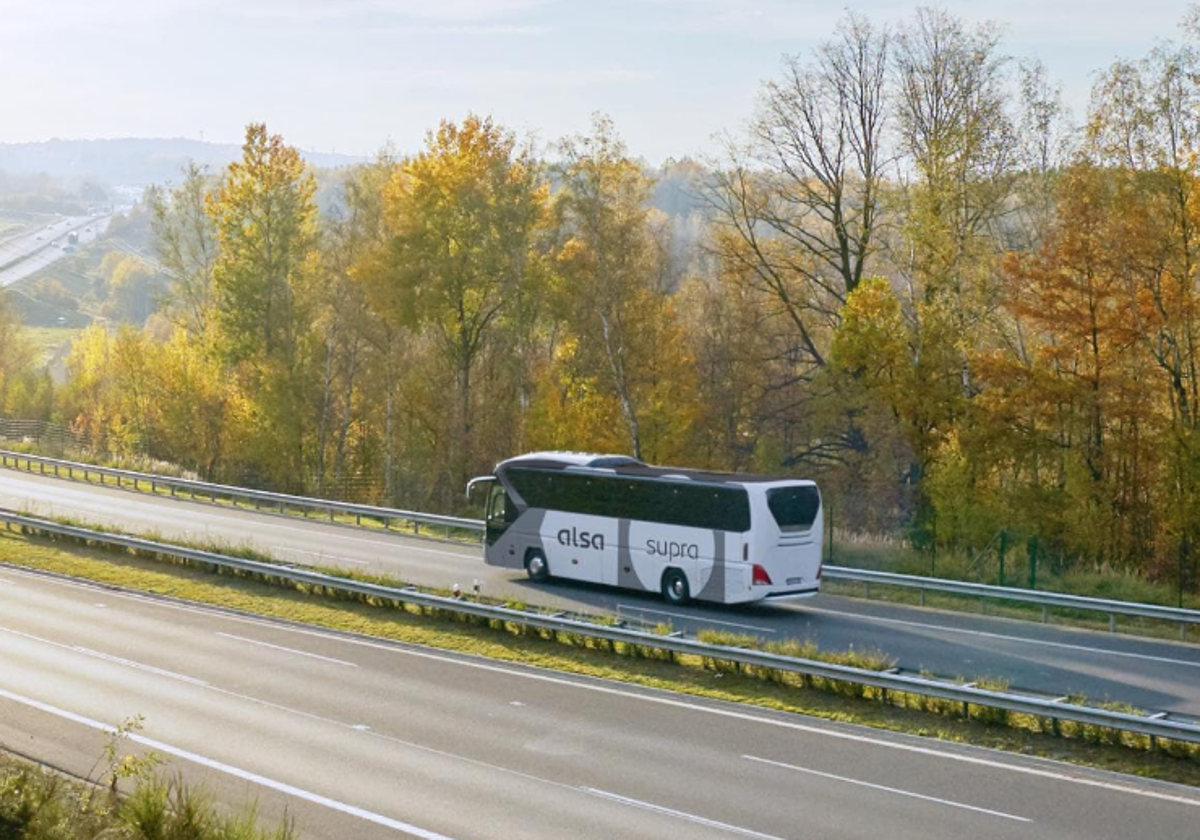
[{"xmin": 1, "ymin": 8, "xmax": 1199, "ymax": 592}]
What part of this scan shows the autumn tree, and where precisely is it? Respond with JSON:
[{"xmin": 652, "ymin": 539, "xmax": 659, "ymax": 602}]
[
  {"xmin": 709, "ymin": 13, "xmax": 890, "ymax": 373},
  {"xmin": 0, "ymin": 292, "xmax": 37, "ymax": 416},
  {"xmin": 206, "ymin": 123, "xmax": 320, "ymax": 488},
  {"xmin": 151, "ymin": 162, "xmax": 219, "ymax": 335},
  {"xmin": 892, "ymin": 7, "xmax": 1015, "ymax": 303},
  {"xmin": 545, "ymin": 115, "xmax": 692, "ymax": 461},
  {"xmin": 366, "ymin": 116, "xmax": 545, "ymax": 497}
]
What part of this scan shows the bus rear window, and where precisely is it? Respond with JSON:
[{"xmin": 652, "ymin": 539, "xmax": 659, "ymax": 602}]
[{"xmin": 766, "ymin": 486, "xmax": 820, "ymax": 532}]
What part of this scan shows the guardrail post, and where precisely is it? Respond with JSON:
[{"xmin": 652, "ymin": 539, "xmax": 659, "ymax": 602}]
[
  {"xmin": 863, "ymin": 581, "xmax": 870, "ymax": 600},
  {"xmin": 1110, "ymin": 614, "xmax": 1116, "ymax": 633},
  {"xmin": 919, "ymin": 590, "xmax": 925, "ymax": 607},
  {"xmin": 414, "ymin": 521, "xmax": 421, "ymax": 536},
  {"xmin": 54, "ymin": 464, "xmax": 59, "ymax": 477},
  {"xmin": 383, "ymin": 517, "xmax": 390, "ymax": 531}
]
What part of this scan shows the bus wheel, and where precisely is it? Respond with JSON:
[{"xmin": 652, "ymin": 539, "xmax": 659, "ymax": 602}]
[
  {"xmin": 661, "ymin": 568, "xmax": 690, "ymax": 606},
  {"xmin": 525, "ymin": 550, "xmax": 550, "ymax": 582}
]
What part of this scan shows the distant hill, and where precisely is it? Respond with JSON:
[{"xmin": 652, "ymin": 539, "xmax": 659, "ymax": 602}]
[{"xmin": 0, "ymin": 138, "xmax": 365, "ymax": 188}]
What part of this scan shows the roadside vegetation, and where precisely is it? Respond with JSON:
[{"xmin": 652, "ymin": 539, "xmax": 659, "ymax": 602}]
[
  {"xmin": 0, "ymin": 719, "xmax": 295, "ymax": 840},
  {"xmin": 1, "ymin": 526, "xmax": 1197, "ymax": 787}
]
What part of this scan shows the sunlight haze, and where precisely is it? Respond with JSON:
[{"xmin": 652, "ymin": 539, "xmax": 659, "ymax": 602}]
[{"xmin": 0, "ymin": 0, "xmax": 1189, "ymax": 161}]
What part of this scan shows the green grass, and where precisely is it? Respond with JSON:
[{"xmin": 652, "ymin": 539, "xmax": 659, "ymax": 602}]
[
  {"xmin": 0, "ymin": 751, "xmax": 296, "ymax": 840},
  {"xmin": 23, "ymin": 327, "xmax": 83, "ymax": 363},
  {"xmin": 1, "ymin": 526, "xmax": 1198, "ymax": 787}
]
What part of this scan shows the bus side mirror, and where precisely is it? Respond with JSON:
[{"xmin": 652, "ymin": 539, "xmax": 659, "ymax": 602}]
[{"xmin": 466, "ymin": 476, "xmax": 495, "ymax": 502}]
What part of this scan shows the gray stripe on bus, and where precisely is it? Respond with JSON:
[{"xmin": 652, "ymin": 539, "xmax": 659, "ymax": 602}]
[
  {"xmin": 696, "ymin": 530, "xmax": 726, "ymax": 602},
  {"xmin": 617, "ymin": 518, "xmax": 645, "ymax": 591}
]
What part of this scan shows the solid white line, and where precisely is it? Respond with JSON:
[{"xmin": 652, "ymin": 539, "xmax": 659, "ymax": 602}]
[
  {"xmin": 743, "ymin": 755, "xmax": 1031, "ymax": 823},
  {"xmin": 583, "ymin": 788, "xmax": 787, "ymax": 840},
  {"xmin": 795, "ymin": 604, "xmax": 1200, "ymax": 669},
  {"xmin": 619, "ymin": 604, "xmax": 777, "ymax": 634},
  {"xmin": 0, "ymin": 686, "xmax": 458, "ymax": 840},
  {"xmin": 8, "ymin": 564, "xmax": 1200, "ymax": 811},
  {"xmin": 217, "ymin": 632, "xmax": 357, "ymax": 667},
  {"xmin": 274, "ymin": 548, "xmax": 369, "ymax": 566},
  {"xmin": 72, "ymin": 647, "xmax": 210, "ymax": 686}
]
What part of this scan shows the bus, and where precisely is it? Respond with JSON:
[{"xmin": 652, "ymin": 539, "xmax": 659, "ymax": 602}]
[{"xmin": 467, "ymin": 452, "xmax": 823, "ymax": 606}]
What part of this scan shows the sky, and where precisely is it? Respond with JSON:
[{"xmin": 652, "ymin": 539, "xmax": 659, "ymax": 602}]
[{"xmin": 0, "ymin": 0, "xmax": 1192, "ymax": 164}]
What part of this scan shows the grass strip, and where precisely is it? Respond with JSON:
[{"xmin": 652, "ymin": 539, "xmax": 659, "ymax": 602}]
[
  {"xmin": 0, "ymin": 527, "xmax": 1198, "ymax": 788},
  {"xmin": 0, "ymin": 746, "xmax": 296, "ymax": 839}
]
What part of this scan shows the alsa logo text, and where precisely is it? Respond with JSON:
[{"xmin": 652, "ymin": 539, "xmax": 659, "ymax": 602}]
[{"xmin": 558, "ymin": 527, "xmax": 605, "ymax": 551}]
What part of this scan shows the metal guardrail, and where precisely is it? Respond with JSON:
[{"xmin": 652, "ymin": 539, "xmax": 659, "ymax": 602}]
[
  {"xmin": 0, "ymin": 450, "xmax": 481, "ymax": 541},
  {"xmin": 2, "ymin": 447, "xmax": 1199, "ymax": 636},
  {"xmin": 2, "ymin": 508, "xmax": 1198, "ymax": 747},
  {"xmin": 823, "ymin": 567, "xmax": 1200, "ymax": 634}
]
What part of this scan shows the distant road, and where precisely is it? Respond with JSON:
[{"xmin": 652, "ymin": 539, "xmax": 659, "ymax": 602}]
[
  {"xmin": 2, "ymin": 567, "xmax": 1198, "ymax": 839},
  {"xmin": 0, "ymin": 213, "xmax": 113, "ymax": 288},
  {"xmin": 0, "ymin": 468, "xmax": 1199, "ymax": 719}
]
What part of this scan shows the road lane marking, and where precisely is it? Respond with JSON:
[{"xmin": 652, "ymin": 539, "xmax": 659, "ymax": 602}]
[
  {"xmin": 743, "ymin": 755, "xmax": 1031, "ymax": 823},
  {"xmin": 793, "ymin": 605, "xmax": 1200, "ymax": 669},
  {"xmin": 8, "ymin": 564, "xmax": 1200, "ymax": 811},
  {"xmin": 72, "ymin": 647, "xmax": 210, "ymax": 686},
  {"xmin": 619, "ymin": 605, "xmax": 777, "ymax": 634},
  {"xmin": 273, "ymin": 548, "xmax": 369, "ymax": 566},
  {"xmin": 583, "ymin": 788, "xmax": 787, "ymax": 839},
  {"xmin": 0, "ymin": 687, "xmax": 458, "ymax": 840},
  {"xmin": 217, "ymin": 632, "xmax": 357, "ymax": 667}
]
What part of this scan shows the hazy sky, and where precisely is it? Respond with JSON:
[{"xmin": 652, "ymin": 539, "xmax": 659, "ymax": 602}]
[{"xmin": 0, "ymin": 0, "xmax": 1192, "ymax": 162}]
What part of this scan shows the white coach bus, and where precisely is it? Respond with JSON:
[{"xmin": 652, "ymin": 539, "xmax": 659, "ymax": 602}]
[{"xmin": 467, "ymin": 452, "xmax": 823, "ymax": 606}]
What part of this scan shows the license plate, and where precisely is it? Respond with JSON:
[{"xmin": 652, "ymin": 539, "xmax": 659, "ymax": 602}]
[{"xmin": 786, "ymin": 577, "xmax": 803, "ymax": 585}]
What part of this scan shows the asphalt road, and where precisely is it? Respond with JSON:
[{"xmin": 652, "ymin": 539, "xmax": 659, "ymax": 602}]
[
  {"xmin": 2, "ymin": 566, "xmax": 1198, "ymax": 839},
  {"xmin": 0, "ymin": 214, "xmax": 112, "ymax": 287},
  {"xmin": 1, "ymin": 468, "xmax": 1199, "ymax": 720}
]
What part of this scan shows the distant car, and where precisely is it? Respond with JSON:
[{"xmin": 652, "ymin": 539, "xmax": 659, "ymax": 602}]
[{"xmin": 55, "ymin": 316, "xmax": 67, "ymax": 326}]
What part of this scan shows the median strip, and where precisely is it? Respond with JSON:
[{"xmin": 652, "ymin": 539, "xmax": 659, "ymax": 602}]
[{"xmin": 1, "ymin": 513, "xmax": 1199, "ymax": 786}]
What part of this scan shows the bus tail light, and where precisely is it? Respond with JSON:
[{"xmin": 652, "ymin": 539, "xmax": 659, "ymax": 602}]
[{"xmin": 752, "ymin": 564, "xmax": 772, "ymax": 586}]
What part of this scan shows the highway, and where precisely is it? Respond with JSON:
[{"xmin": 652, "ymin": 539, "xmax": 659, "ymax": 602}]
[
  {"xmin": 0, "ymin": 213, "xmax": 112, "ymax": 288},
  {"xmin": 2, "ymin": 565, "xmax": 1198, "ymax": 839},
  {"xmin": 1, "ymin": 469, "xmax": 1199, "ymax": 721}
]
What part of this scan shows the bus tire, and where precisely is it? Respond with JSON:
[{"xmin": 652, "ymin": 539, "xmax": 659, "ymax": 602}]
[
  {"xmin": 661, "ymin": 568, "xmax": 690, "ymax": 606},
  {"xmin": 525, "ymin": 550, "xmax": 550, "ymax": 582}
]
